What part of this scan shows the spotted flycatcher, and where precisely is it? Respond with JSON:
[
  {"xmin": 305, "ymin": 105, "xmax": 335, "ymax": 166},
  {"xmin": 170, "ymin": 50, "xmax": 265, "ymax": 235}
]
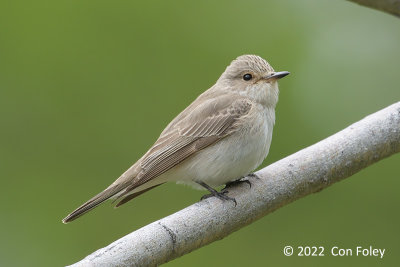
[{"xmin": 62, "ymin": 55, "xmax": 289, "ymax": 223}]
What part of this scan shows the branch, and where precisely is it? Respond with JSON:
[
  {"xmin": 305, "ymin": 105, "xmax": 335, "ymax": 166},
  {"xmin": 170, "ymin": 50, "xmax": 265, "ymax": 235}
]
[
  {"xmin": 347, "ymin": 0, "xmax": 400, "ymax": 17},
  {"xmin": 69, "ymin": 102, "xmax": 400, "ymax": 266}
]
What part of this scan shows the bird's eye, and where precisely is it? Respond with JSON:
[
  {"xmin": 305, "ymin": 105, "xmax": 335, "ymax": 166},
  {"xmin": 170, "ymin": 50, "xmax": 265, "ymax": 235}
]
[{"xmin": 243, "ymin": 73, "xmax": 252, "ymax": 81}]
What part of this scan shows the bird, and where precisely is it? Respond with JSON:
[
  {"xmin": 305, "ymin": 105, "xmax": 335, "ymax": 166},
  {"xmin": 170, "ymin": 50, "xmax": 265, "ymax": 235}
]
[{"xmin": 62, "ymin": 55, "xmax": 289, "ymax": 223}]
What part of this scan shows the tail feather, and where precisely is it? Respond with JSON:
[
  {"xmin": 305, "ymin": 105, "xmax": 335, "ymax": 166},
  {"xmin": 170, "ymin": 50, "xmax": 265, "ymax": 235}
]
[
  {"xmin": 115, "ymin": 183, "xmax": 163, "ymax": 207},
  {"xmin": 62, "ymin": 183, "xmax": 128, "ymax": 224}
]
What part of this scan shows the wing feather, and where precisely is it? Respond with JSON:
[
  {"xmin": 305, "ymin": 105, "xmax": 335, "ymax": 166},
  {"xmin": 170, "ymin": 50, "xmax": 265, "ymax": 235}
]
[{"xmin": 120, "ymin": 96, "xmax": 253, "ymax": 195}]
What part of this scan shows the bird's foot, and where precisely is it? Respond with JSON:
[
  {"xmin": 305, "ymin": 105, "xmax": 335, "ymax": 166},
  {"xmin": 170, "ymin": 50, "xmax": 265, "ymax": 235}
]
[
  {"xmin": 223, "ymin": 173, "xmax": 259, "ymax": 190},
  {"xmin": 247, "ymin": 172, "xmax": 260, "ymax": 179},
  {"xmin": 224, "ymin": 178, "xmax": 251, "ymax": 189},
  {"xmin": 201, "ymin": 190, "xmax": 237, "ymax": 206},
  {"xmin": 197, "ymin": 181, "xmax": 237, "ymax": 206}
]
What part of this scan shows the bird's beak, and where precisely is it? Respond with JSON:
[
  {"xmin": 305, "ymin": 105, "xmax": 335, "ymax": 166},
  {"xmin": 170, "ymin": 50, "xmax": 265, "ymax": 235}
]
[{"xmin": 264, "ymin": 71, "xmax": 290, "ymax": 81}]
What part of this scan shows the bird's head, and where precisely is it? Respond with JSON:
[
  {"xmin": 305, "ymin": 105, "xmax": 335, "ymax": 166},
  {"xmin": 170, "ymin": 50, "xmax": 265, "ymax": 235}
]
[{"xmin": 216, "ymin": 55, "xmax": 289, "ymax": 107}]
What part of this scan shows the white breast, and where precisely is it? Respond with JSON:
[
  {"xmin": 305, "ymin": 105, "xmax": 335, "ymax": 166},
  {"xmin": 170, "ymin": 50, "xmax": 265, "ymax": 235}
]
[{"xmin": 165, "ymin": 104, "xmax": 275, "ymax": 189}]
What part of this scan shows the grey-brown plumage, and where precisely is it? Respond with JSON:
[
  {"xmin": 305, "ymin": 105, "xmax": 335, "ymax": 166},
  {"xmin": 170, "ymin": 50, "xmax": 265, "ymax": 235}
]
[{"xmin": 62, "ymin": 55, "xmax": 289, "ymax": 223}]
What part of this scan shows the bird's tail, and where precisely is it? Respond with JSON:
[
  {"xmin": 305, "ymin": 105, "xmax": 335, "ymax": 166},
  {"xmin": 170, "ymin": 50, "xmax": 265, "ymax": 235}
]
[{"xmin": 62, "ymin": 182, "xmax": 129, "ymax": 224}]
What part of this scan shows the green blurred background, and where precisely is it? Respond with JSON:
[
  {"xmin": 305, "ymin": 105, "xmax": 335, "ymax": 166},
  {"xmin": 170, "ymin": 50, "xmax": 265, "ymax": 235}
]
[{"xmin": 0, "ymin": 0, "xmax": 399, "ymax": 266}]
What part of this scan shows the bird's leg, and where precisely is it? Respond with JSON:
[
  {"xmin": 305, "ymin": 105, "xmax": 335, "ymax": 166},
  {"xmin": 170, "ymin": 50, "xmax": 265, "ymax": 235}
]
[
  {"xmin": 224, "ymin": 178, "xmax": 251, "ymax": 189},
  {"xmin": 224, "ymin": 172, "xmax": 259, "ymax": 190},
  {"xmin": 247, "ymin": 172, "xmax": 260, "ymax": 179},
  {"xmin": 197, "ymin": 181, "xmax": 237, "ymax": 206}
]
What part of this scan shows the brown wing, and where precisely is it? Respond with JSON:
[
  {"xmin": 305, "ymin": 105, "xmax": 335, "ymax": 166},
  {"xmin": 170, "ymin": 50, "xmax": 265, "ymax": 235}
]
[
  {"xmin": 118, "ymin": 96, "xmax": 253, "ymax": 199},
  {"xmin": 63, "ymin": 96, "xmax": 253, "ymax": 222}
]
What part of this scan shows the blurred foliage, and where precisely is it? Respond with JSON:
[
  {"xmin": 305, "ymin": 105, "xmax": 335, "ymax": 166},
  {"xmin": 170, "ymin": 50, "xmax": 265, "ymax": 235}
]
[{"xmin": 0, "ymin": 0, "xmax": 399, "ymax": 266}]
